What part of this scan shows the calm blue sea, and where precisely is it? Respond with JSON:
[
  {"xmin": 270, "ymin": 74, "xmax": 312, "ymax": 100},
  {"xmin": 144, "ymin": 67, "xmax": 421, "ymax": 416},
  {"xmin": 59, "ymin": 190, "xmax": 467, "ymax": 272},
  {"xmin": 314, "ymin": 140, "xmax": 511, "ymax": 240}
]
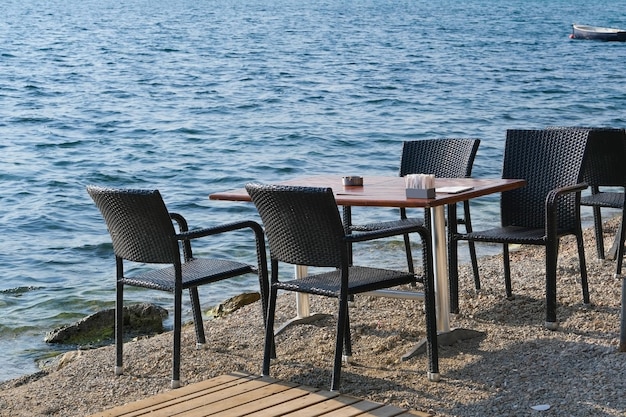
[{"xmin": 1, "ymin": 0, "xmax": 625, "ymax": 382}]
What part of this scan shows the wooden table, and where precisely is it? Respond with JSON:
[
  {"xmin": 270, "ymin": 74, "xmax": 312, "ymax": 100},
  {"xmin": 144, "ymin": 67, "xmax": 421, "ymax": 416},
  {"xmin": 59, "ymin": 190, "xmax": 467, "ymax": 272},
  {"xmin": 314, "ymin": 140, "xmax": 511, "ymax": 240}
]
[{"xmin": 210, "ymin": 175, "xmax": 525, "ymax": 359}]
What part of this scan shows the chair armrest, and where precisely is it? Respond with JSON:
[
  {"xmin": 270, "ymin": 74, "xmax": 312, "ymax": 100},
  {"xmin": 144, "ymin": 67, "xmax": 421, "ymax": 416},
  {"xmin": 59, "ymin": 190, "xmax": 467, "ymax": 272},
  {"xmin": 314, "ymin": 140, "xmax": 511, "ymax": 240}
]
[
  {"xmin": 545, "ymin": 182, "xmax": 588, "ymax": 210},
  {"xmin": 544, "ymin": 182, "xmax": 587, "ymax": 236},
  {"xmin": 344, "ymin": 223, "xmax": 426, "ymax": 243},
  {"xmin": 169, "ymin": 212, "xmax": 189, "ymax": 232},
  {"xmin": 169, "ymin": 213, "xmax": 192, "ymax": 259},
  {"xmin": 176, "ymin": 220, "xmax": 264, "ymax": 240},
  {"xmin": 174, "ymin": 218, "xmax": 269, "ymax": 311}
]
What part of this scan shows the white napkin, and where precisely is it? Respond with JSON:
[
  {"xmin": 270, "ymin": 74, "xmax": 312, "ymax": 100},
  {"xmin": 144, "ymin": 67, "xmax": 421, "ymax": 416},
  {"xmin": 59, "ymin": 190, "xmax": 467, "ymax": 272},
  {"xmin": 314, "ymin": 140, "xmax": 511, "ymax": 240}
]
[{"xmin": 405, "ymin": 174, "xmax": 435, "ymax": 189}]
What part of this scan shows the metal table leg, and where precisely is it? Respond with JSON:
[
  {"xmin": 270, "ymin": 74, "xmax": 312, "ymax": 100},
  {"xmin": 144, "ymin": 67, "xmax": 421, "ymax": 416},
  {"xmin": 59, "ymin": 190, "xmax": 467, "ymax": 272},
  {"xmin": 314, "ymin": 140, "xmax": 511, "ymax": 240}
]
[{"xmin": 401, "ymin": 205, "xmax": 484, "ymax": 360}]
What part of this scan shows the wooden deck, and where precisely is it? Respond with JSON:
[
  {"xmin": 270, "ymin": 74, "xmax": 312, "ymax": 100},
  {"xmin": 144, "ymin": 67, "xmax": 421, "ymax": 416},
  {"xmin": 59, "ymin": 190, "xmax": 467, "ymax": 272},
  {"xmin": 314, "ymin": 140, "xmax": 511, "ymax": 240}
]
[{"xmin": 88, "ymin": 372, "xmax": 431, "ymax": 417}]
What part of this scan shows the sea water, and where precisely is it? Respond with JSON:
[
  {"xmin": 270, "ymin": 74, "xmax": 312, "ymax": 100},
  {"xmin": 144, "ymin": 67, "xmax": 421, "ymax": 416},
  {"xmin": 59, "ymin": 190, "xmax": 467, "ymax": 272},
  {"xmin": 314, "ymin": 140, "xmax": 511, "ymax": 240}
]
[{"xmin": 1, "ymin": 0, "xmax": 625, "ymax": 382}]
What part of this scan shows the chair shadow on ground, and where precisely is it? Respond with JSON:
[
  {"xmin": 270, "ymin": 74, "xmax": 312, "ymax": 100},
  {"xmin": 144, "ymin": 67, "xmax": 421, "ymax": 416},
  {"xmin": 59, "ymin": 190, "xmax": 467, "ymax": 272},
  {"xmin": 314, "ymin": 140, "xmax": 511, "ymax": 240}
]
[
  {"xmin": 276, "ymin": 322, "xmax": 623, "ymax": 416},
  {"xmin": 274, "ymin": 332, "xmax": 623, "ymax": 416},
  {"xmin": 438, "ymin": 337, "xmax": 624, "ymax": 416},
  {"xmin": 254, "ymin": 285, "xmax": 624, "ymax": 416},
  {"xmin": 460, "ymin": 287, "xmax": 621, "ymax": 342}
]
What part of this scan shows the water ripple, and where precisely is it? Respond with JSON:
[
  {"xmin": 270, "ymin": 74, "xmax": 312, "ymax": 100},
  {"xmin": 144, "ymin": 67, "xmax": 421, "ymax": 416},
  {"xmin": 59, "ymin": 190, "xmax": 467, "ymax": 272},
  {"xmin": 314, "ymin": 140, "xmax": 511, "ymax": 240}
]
[{"xmin": 1, "ymin": 0, "xmax": 625, "ymax": 382}]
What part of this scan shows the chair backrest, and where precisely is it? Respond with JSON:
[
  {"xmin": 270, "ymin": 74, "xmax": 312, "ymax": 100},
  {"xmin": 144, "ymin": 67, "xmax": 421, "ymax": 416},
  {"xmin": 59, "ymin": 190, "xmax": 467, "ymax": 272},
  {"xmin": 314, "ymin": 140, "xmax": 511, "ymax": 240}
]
[
  {"xmin": 582, "ymin": 128, "xmax": 626, "ymax": 187},
  {"xmin": 245, "ymin": 184, "xmax": 346, "ymax": 268},
  {"xmin": 399, "ymin": 138, "xmax": 480, "ymax": 178},
  {"xmin": 87, "ymin": 186, "xmax": 180, "ymax": 264},
  {"xmin": 548, "ymin": 127, "xmax": 626, "ymax": 187},
  {"xmin": 501, "ymin": 129, "xmax": 590, "ymax": 230}
]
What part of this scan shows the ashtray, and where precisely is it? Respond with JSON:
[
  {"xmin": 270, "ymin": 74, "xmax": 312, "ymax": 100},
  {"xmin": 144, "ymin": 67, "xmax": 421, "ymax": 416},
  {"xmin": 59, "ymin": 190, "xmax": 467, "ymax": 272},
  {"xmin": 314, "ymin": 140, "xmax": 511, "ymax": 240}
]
[{"xmin": 342, "ymin": 176, "xmax": 363, "ymax": 186}]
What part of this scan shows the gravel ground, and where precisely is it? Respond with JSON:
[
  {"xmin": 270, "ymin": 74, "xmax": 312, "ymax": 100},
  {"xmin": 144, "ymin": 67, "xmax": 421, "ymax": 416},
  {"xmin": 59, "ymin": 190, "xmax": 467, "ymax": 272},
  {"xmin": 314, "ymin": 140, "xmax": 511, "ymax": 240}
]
[{"xmin": 0, "ymin": 219, "xmax": 624, "ymax": 416}]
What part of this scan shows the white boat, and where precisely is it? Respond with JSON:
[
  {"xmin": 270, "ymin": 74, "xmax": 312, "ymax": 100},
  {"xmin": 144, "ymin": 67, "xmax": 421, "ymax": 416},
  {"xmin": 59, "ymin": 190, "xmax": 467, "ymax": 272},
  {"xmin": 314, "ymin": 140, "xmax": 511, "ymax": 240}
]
[{"xmin": 571, "ymin": 24, "xmax": 626, "ymax": 42}]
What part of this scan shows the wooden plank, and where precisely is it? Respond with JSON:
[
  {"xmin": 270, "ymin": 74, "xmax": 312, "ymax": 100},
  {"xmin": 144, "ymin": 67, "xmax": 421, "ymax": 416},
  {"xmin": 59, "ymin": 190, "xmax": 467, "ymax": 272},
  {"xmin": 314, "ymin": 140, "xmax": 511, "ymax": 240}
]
[
  {"xmin": 207, "ymin": 384, "xmax": 318, "ymax": 417},
  {"xmin": 134, "ymin": 374, "xmax": 259, "ymax": 417},
  {"xmin": 89, "ymin": 373, "xmax": 255, "ymax": 417},
  {"xmin": 356, "ymin": 404, "xmax": 426, "ymax": 417},
  {"xmin": 246, "ymin": 389, "xmax": 341, "ymax": 417},
  {"xmin": 320, "ymin": 399, "xmax": 384, "ymax": 417},
  {"xmin": 142, "ymin": 377, "xmax": 292, "ymax": 417},
  {"xmin": 89, "ymin": 373, "xmax": 430, "ymax": 417},
  {"xmin": 280, "ymin": 394, "xmax": 362, "ymax": 417}
]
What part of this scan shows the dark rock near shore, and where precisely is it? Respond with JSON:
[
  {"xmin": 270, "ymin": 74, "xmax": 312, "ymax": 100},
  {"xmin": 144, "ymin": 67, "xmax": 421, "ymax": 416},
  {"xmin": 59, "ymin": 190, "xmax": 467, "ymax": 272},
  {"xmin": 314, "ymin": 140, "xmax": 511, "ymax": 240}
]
[
  {"xmin": 44, "ymin": 303, "xmax": 168, "ymax": 346},
  {"xmin": 207, "ymin": 292, "xmax": 261, "ymax": 318}
]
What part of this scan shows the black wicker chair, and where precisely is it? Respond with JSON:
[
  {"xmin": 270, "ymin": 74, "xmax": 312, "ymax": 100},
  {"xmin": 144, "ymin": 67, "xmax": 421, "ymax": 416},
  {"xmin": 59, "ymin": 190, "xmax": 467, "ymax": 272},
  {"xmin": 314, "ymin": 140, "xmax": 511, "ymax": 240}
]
[
  {"xmin": 577, "ymin": 128, "xmax": 626, "ymax": 276},
  {"xmin": 246, "ymin": 183, "xmax": 438, "ymax": 391},
  {"xmin": 87, "ymin": 186, "xmax": 268, "ymax": 388},
  {"xmin": 449, "ymin": 129, "xmax": 590, "ymax": 330},
  {"xmin": 348, "ymin": 138, "xmax": 481, "ymax": 288}
]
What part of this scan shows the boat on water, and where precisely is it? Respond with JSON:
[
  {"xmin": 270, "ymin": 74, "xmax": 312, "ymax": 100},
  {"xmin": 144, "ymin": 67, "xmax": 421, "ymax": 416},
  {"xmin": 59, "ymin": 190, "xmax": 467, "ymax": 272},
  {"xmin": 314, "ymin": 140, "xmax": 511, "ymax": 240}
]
[{"xmin": 570, "ymin": 24, "xmax": 626, "ymax": 42}]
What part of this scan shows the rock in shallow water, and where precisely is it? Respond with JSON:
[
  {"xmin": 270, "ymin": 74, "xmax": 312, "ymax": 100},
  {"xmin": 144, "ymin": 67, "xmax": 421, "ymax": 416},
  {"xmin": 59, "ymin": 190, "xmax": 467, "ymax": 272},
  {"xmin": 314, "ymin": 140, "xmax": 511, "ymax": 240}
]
[{"xmin": 44, "ymin": 303, "xmax": 168, "ymax": 346}]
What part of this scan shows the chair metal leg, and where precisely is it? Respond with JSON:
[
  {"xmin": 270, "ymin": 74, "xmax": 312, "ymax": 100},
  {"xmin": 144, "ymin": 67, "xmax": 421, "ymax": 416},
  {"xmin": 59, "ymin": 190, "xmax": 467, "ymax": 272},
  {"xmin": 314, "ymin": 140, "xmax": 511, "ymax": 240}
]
[
  {"xmin": 576, "ymin": 232, "xmax": 590, "ymax": 304},
  {"xmin": 463, "ymin": 201, "xmax": 481, "ymax": 290},
  {"xmin": 342, "ymin": 206, "xmax": 354, "ymax": 266},
  {"xmin": 188, "ymin": 287, "xmax": 206, "ymax": 346},
  {"xmin": 420, "ymin": 230, "xmax": 439, "ymax": 381},
  {"xmin": 619, "ymin": 278, "xmax": 626, "ymax": 352},
  {"xmin": 343, "ymin": 305, "xmax": 352, "ymax": 359},
  {"xmin": 262, "ymin": 286, "xmax": 278, "ymax": 375},
  {"xmin": 545, "ymin": 241, "xmax": 559, "ymax": 330},
  {"xmin": 615, "ymin": 213, "xmax": 626, "ymax": 277},
  {"xmin": 447, "ymin": 203, "xmax": 460, "ymax": 314},
  {"xmin": 331, "ymin": 296, "xmax": 348, "ymax": 391},
  {"xmin": 592, "ymin": 205, "xmax": 605, "ymax": 259},
  {"xmin": 608, "ymin": 218, "xmax": 624, "ymax": 261},
  {"xmin": 403, "ymin": 233, "xmax": 415, "ymax": 274},
  {"xmin": 115, "ymin": 280, "xmax": 124, "ymax": 376},
  {"xmin": 447, "ymin": 202, "xmax": 480, "ymax": 314},
  {"xmin": 503, "ymin": 244, "xmax": 513, "ymax": 300},
  {"xmin": 398, "ymin": 207, "xmax": 416, "ymax": 274},
  {"xmin": 172, "ymin": 286, "xmax": 182, "ymax": 389}
]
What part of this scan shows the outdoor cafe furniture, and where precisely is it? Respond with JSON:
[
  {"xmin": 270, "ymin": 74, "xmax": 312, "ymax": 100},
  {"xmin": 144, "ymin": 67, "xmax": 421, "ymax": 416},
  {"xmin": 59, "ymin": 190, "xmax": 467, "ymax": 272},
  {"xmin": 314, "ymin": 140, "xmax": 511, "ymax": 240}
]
[
  {"xmin": 245, "ymin": 183, "xmax": 438, "ymax": 391},
  {"xmin": 449, "ymin": 128, "xmax": 591, "ymax": 330},
  {"xmin": 210, "ymin": 175, "xmax": 525, "ymax": 357},
  {"xmin": 87, "ymin": 186, "xmax": 268, "ymax": 389},
  {"xmin": 577, "ymin": 127, "xmax": 626, "ymax": 277},
  {"xmin": 348, "ymin": 138, "xmax": 481, "ymax": 290}
]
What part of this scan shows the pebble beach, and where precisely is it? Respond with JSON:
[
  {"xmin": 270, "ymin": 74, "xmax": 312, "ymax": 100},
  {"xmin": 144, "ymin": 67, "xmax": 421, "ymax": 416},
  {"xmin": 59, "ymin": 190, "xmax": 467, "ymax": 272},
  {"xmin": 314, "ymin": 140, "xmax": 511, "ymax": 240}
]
[{"xmin": 0, "ymin": 218, "xmax": 624, "ymax": 416}]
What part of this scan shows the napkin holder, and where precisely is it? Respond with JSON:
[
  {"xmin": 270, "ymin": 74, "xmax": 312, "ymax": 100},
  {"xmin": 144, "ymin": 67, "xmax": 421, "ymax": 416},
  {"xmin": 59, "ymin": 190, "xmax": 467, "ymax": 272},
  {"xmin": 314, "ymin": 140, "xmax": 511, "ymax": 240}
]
[{"xmin": 406, "ymin": 188, "xmax": 436, "ymax": 199}]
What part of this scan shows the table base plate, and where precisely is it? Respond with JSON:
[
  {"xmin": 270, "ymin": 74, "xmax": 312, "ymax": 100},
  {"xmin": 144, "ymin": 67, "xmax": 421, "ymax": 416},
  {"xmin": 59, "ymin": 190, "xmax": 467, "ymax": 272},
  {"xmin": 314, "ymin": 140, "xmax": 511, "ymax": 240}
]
[
  {"xmin": 274, "ymin": 313, "xmax": 333, "ymax": 336},
  {"xmin": 401, "ymin": 327, "xmax": 485, "ymax": 361}
]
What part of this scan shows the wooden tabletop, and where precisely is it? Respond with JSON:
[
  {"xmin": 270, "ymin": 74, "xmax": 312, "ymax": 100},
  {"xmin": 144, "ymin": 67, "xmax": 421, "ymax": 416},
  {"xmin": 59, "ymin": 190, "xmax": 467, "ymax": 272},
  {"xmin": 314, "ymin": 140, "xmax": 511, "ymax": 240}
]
[{"xmin": 209, "ymin": 175, "xmax": 526, "ymax": 208}]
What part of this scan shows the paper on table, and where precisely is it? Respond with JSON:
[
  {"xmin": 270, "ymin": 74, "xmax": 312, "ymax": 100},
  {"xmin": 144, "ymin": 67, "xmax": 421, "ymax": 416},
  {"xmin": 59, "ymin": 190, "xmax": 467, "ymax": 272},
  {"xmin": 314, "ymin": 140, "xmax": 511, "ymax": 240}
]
[{"xmin": 436, "ymin": 186, "xmax": 474, "ymax": 194}]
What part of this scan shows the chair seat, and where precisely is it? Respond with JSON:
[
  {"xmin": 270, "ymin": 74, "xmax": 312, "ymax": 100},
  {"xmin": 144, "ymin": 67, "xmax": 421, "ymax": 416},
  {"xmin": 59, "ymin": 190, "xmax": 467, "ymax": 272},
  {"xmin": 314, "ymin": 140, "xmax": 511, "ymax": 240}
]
[
  {"xmin": 351, "ymin": 216, "xmax": 469, "ymax": 233},
  {"xmin": 461, "ymin": 226, "xmax": 562, "ymax": 245},
  {"xmin": 580, "ymin": 191, "xmax": 624, "ymax": 208},
  {"xmin": 121, "ymin": 258, "xmax": 255, "ymax": 292},
  {"xmin": 274, "ymin": 266, "xmax": 416, "ymax": 297},
  {"xmin": 350, "ymin": 218, "xmax": 424, "ymax": 232}
]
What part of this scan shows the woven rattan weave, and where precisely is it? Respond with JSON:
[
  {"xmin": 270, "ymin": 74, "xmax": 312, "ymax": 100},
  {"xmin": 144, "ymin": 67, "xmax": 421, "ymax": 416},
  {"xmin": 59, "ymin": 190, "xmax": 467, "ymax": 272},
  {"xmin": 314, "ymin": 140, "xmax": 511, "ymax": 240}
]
[
  {"xmin": 246, "ymin": 183, "xmax": 438, "ymax": 391},
  {"xmin": 87, "ymin": 186, "xmax": 268, "ymax": 388},
  {"xmin": 449, "ymin": 129, "xmax": 591, "ymax": 329},
  {"xmin": 348, "ymin": 139, "xmax": 481, "ymax": 292}
]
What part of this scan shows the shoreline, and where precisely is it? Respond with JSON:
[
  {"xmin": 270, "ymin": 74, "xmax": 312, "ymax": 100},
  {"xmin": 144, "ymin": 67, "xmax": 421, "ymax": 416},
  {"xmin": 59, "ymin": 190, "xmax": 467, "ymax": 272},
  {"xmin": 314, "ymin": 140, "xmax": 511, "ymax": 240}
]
[{"xmin": 0, "ymin": 218, "xmax": 624, "ymax": 416}]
